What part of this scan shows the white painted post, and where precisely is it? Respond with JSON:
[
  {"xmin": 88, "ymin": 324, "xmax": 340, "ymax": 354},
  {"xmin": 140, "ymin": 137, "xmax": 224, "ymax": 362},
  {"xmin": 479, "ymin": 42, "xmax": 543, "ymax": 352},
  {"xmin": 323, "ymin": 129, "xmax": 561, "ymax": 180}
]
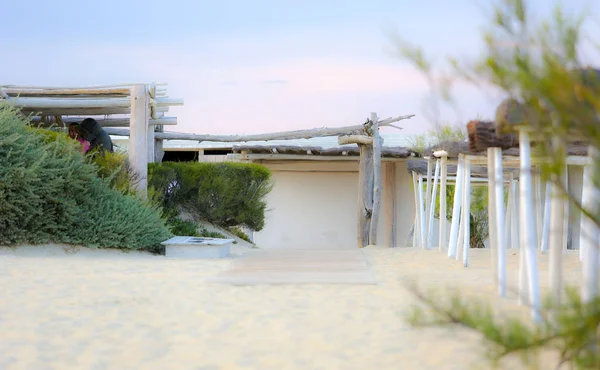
[
  {"xmin": 439, "ymin": 155, "xmax": 448, "ymax": 251},
  {"xmin": 548, "ymin": 180, "xmax": 566, "ymax": 307},
  {"xmin": 424, "ymin": 158, "xmax": 433, "ymax": 248},
  {"xmin": 448, "ymin": 156, "xmax": 464, "ymax": 258},
  {"xmin": 504, "ymin": 173, "xmax": 514, "ymax": 249},
  {"xmin": 487, "ymin": 149, "xmax": 498, "ymax": 283},
  {"xmin": 512, "ymin": 179, "xmax": 520, "ymax": 250},
  {"xmin": 462, "ymin": 158, "xmax": 472, "ymax": 267},
  {"xmin": 518, "ymin": 130, "xmax": 541, "ymax": 322},
  {"xmin": 412, "ymin": 172, "xmax": 421, "ymax": 248},
  {"xmin": 129, "ymin": 84, "xmax": 149, "ymax": 198},
  {"xmin": 579, "ymin": 164, "xmax": 591, "ymax": 262},
  {"xmin": 540, "ymin": 181, "xmax": 552, "ymax": 252},
  {"xmin": 581, "ymin": 146, "xmax": 600, "ymax": 303},
  {"xmin": 418, "ymin": 174, "xmax": 427, "ymax": 248},
  {"xmin": 427, "ymin": 159, "xmax": 440, "ymax": 249},
  {"xmin": 493, "ymin": 148, "xmax": 507, "ymax": 297},
  {"xmin": 563, "ymin": 167, "xmax": 570, "ymax": 253}
]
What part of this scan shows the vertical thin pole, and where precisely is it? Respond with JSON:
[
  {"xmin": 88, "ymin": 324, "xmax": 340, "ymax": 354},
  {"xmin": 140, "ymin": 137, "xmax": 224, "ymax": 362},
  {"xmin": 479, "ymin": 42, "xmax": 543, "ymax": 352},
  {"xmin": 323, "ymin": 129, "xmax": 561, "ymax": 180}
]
[
  {"xmin": 424, "ymin": 158, "xmax": 433, "ymax": 248},
  {"xmin": 462, "ymin": 158, "xmax": 472, "ymax": 267},
  {"xmin": 427, "ymin": 159, "xmax": 440, "ymax": 249},
  {"xmin": 487, "ymin": 149, "xmax": 498, "ymax": 283},
  {"xmin": 439, "ymin": 156, "xmax": 448, "ymax": 251},
  {"xmin": 493, "ymin": 148, "xmax": 507, "ymax": 297},
  {"xmin": 519, "ymin": 130, "xmax": 541, "ymax": 322},
  {"xmin": 449, "ymin": 156, "xmax": 464, "ymax": 258},
  {"xmin": 418, "ymin": 174, "xmax": 426, "ymax": 248},
  {"xmin": 582, "ymin": 146, "xmax": 600, "ymax": 303},
  {"xmin": 385, "ymin": 163, "xmax": 397, "ymax": 248},
  {"xmin": 540, "ymin": 181, "xmax": 552, "ymax": 252},
  {"xmin": 412, "ymin": 172, "xmax": 421, "ymax": 248}
]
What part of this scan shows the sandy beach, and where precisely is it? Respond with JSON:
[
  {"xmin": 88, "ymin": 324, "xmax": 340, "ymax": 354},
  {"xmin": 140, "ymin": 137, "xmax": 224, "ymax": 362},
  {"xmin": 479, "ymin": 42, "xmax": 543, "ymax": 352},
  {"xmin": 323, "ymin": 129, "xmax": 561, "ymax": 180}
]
[{"xmin": 0, "ymin": 245, "xmax": 583, "ymax": 370}]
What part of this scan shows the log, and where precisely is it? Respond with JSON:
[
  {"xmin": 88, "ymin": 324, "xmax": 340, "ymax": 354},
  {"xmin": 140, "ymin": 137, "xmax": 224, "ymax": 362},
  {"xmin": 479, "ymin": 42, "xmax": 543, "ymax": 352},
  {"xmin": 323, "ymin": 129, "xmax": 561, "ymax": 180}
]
[
  {"xmin": 492, "ymin": 147, "xmax": 507, "ymax": 297},
  {"xmin": 424, "ymin": 158, "xmax": 433, "ymax": 248},
  {"xmin": 581, "ymin": 146, "xmax": 600, "ymax": 303},
  {"xmin": 129, "ymin": 84, "xmax": 149, "ymax": 198},
  {"xmin": 427, "ymin": 159, "xmax": 440, "ymax": 249},
  {"xmin": 29, "ymin": 116, "xmax": 177, "ymax": 127},
  {"xmin": 20, "ymin": 106, "xmax": 169, "ymax": 116},
  {"xmin": 467, "ymin": 120, "xmax": 519, "ymax": 152},
  {"xmin": 102, "ymin": 115, "xmax": 416, "ymax": 143},
  {"xmin": 385, "ymin": 163, "xmax": 397, "ymax": 248},
  {"xmin": 412, "ymin": 172, "xmax": 422, "ymax": 248},
  {"xmin": 7, "ymin": 96, "xmax": 181, "ymax": 109},
  {"xmin": 338, "ymin": 135, "xmax": 373, "ymax": 145},
  {"xmin": 369, "ymin": 113, "xmax": 383, "ymax": 245},
  {"xmin": 1, "ymin": 87, "xmax": 131, "ymax": 96},
  {"xmin": 154, "ymin": 124, "xmax": 165, "ymax": 163},
  {"xmin": 358, "ymin": 144, "xmax": 374, "ymax": 248}
]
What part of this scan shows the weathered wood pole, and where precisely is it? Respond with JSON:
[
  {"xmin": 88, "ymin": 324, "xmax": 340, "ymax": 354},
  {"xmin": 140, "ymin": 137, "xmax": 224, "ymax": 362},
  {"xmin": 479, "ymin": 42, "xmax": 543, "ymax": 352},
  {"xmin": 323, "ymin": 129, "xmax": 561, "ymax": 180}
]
[
  {"xmin": 439, "ymin": 155, "xmax": 448, "ymax": 251},
  {"xmin": 548, "ymin": 177, "xmax": 566, "ymax": 306},
  {"xmin": 357, "ymin": 143, "xmax": 374, "ymax": 248},
  {"xmin": 581, "ymin": 146, "xmax": 600, "ymax": 302},
  {"xmin": 511, "ymin": 179, "xmax": 520, "ymax": 250},
  {"xmin": 462, "ymin": 157, "xmax": 472, "ymax": 267},
  {"xmin": 369, "ymin": 113, "xmax": 383, "ymax": 245},
  {"xmin": 385, "ymin": 163, "xmax": 397, "ymax": 248},
  {"xmin": 518, "ymin": 130, "xmax": 541, "ymax": 322},
  {"xmin": 504, "ymin": 173, "xmax": 514, "ymax": 250},
  {"xmin": 129, "ymin": 84, "xmax": 149, "ymax": 198},
  {"xmin": 492, "ymin": 148, "xmax": 507, "ymax": 297},
  {"xmin": 448, "ymin": 156, "xmax": 464, "ymax": 258},
  {"xmin": 427, "ymin": 159, "xmax": 440, "ymax": 249}
]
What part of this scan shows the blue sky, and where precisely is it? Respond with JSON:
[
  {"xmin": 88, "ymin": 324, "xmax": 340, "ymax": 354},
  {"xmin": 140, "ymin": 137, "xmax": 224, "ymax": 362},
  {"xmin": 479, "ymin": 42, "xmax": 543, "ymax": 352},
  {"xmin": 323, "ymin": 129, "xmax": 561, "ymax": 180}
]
[{"xmin": 2, "ymin": 0, "xmax": 598, "ymax": 135}]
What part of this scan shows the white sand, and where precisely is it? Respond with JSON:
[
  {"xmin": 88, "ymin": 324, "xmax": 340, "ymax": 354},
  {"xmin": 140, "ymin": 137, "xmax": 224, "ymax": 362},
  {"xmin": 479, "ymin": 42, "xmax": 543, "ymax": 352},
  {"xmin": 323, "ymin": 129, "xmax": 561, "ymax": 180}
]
[{"xmin": 0, "ymin": 244, "xmax": 583, "ymax": 370}]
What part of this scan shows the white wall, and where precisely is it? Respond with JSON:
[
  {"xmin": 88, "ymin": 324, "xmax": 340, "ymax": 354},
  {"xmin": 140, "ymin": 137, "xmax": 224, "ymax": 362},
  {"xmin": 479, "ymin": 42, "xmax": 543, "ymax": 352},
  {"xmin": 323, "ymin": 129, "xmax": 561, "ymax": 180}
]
[{"xmin": 254, "ymin": 160, "xmax": 415, "ymax": 250}]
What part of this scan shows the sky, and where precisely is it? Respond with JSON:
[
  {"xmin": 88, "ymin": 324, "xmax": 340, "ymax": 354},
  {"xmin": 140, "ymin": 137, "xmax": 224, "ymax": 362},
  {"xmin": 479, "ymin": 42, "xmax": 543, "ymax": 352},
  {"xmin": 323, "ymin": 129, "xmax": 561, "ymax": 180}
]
[{"xmin": 1, "ymin": 0, "xmax": 599, "ymax": 136}]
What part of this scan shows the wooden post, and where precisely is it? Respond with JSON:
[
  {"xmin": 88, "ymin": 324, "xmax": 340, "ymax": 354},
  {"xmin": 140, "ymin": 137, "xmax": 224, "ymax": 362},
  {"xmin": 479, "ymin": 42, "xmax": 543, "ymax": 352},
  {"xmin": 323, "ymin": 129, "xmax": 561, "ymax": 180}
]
[
  {"xmin": 418, "ymin": 174, "xmax": 427, "ymax": 248},
  {"xmin": 154, "ymin": 124, "xmax": 164, "ymax": 162},
  {"xmin": 580, "ymin": 164, "xmax": 591, "ymax": 262},
  {"xmin": 357, "ymin": 144, "xmax": 374, "ymax": 248},
  {"xmin": 581, "ymin": 146, "xmax": 600, "ymax": 302},
  {"xmin": 439, "ymin": 155, "xmax": 448, "ymax": 251},
  {"xmin": 129, "ymin": 84, "xmax": 149, "ymax": 198},
  {"xmin": 412, "ymin": 171, "xmax": 421, "ymax": 248},
  {"xmin": 548, "ymin": 178, "xmax": 566, "ymax": 307},
  {"xmin": 493, "ymin": 148, "xmax": 507, "ymax": 297},
  {"xmin": 448, "ymin": 156, "xmax": 464, "ymax": 258},
  {"xmin": 462, "ymin": 157, "xmax": 472, "ymax": 267},
  {"xmin": 518, "ymin": 130, "xmax": 541, "ymax": 322},
  {"xmin": 487, "ymin": 148, "xmax": 499, "ymax": 284},
  {"xmin": 427, "ymin": 159, "xmax": 440, "ymax": 249},
  {"xmin": 511, "ymin": 179, "xmax": 519, "ymax": 250},
  {"xmin": 370, "ymin": 113, "xmax": 382, "ymax": 245},
  {"xmin": 424, "ymin": 157, "xmax": 433, "ymax": 248},
  {"xmin": 385, "ymin": 163, "xmax": 397, "ymax": 248}
]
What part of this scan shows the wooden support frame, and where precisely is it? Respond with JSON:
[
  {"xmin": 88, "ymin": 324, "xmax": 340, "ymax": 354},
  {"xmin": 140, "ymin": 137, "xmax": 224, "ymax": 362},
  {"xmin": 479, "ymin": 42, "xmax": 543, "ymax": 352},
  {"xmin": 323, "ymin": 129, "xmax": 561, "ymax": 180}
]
[
  {"xmin": 462, "ymin": 157, "xmax": 472, "ymax": 267},
  {"xmin": 492, "ymin": 148, "xmax": 507, "ymax": 297},
  {"xmin": 424, "ymin": 157, "xmax": 433, "ymax": 248},
  {"xmin": 427, "ymin": 159, "xmax": 440, "ymax": 249},
  {"xmin": 357, "ymin": 143, "xmax": 374, "ymax": 248},
  {"xmin": 581, "ymin": 146, "xmax": 600, "ymax": 302},
  {"xmin": 412, "ymin": 171, "xmax": 422, "ymax": 248},
  {"xmin": 370, "ymin": 113, "xmax": 383, "ymax": 245},
  {"xmin": 418, "ymin": 174, "xmax": 427, "ymax": 248}
]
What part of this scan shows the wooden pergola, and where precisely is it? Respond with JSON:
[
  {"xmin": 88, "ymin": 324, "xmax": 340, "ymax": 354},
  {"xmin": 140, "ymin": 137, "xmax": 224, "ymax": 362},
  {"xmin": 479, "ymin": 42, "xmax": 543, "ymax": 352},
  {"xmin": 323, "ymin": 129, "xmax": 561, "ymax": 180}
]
[{"xmin": 0, "ymin": 83, "xmax": 184, "ymax": 196}]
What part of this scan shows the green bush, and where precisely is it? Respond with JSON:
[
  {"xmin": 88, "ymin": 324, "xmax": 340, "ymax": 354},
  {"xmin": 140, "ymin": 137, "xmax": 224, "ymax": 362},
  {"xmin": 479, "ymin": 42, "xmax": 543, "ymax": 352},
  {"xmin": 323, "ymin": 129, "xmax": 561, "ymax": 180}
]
[
  {"xmin": 227, "ymin": 226, "xmax": 253, "ymax": 244},
  {"xmin": 0, "ymin": 103, "xmax": 171, "ymax": 251},
  {"xmin": 166, "ymin": 217, "xmax": 200, "ymax": 237},
  {"xmin": 148, "ymin": 161, "xmax": 273, "ymax": 231},
  {"xmin": 89, "ymin": 150, "xmax": 139, "ymax": 195}
]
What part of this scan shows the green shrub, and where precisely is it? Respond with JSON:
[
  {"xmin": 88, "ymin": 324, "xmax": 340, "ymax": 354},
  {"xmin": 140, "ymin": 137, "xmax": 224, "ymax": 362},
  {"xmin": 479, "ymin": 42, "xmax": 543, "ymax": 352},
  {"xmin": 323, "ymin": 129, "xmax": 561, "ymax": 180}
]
[
  {"xmin": 148, "ymin": 161, "xmax": 273, "ymax": 231},
  {"xmin": 89, "ymin": 150, "xmax": 139, "ymax": 195},
  {"xmin": 0, "ymin": 103, "xmax": 171, "ymax": 251},
  {"xmin": 166, "ymin": 217, "xmax": 200, "ymax": 236},
  {"xmin": 198, "ymin": 226, "xmax": 227, "ymax": 239},
  {"xmin": 227, "ymin": 226, "xmax": 253, "ymax": 244}
]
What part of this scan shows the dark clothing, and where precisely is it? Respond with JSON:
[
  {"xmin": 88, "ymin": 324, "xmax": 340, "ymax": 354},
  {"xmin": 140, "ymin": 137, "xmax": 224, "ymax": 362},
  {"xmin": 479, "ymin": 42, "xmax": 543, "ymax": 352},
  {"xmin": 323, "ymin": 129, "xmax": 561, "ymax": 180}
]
[{"xmin": 80, "ymin": 118, "xmax": 114, "ymax": 153}]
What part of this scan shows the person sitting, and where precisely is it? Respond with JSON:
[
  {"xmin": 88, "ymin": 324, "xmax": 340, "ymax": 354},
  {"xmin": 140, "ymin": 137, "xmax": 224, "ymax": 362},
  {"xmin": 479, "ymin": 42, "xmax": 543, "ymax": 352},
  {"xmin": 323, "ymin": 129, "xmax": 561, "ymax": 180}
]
[
  {"xmin": 79, "ymin": 118, "xmax": 114, "ymax": 153},
  {"xmin": 68, "ymin": 123, "xmax": 91, "ymax": 153}
]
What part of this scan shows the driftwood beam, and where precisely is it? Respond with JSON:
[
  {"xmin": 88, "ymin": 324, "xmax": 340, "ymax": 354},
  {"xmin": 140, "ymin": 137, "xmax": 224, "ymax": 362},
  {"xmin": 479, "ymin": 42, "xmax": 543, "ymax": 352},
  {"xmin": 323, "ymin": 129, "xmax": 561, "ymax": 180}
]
[
  {"xmin": 30, "ymin": 116, "xmax": 177, "ymax": 127},
  {"xmin": 357, "ymin": 144, "xmax": 374, "ymax": 248},
  {"xmin": 338, "ymin": 135, "xmax": 373, "ymax": 145},
  {"xmin": 369, "ymin": 113, "xmax": 383, "ymax": 245}
]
